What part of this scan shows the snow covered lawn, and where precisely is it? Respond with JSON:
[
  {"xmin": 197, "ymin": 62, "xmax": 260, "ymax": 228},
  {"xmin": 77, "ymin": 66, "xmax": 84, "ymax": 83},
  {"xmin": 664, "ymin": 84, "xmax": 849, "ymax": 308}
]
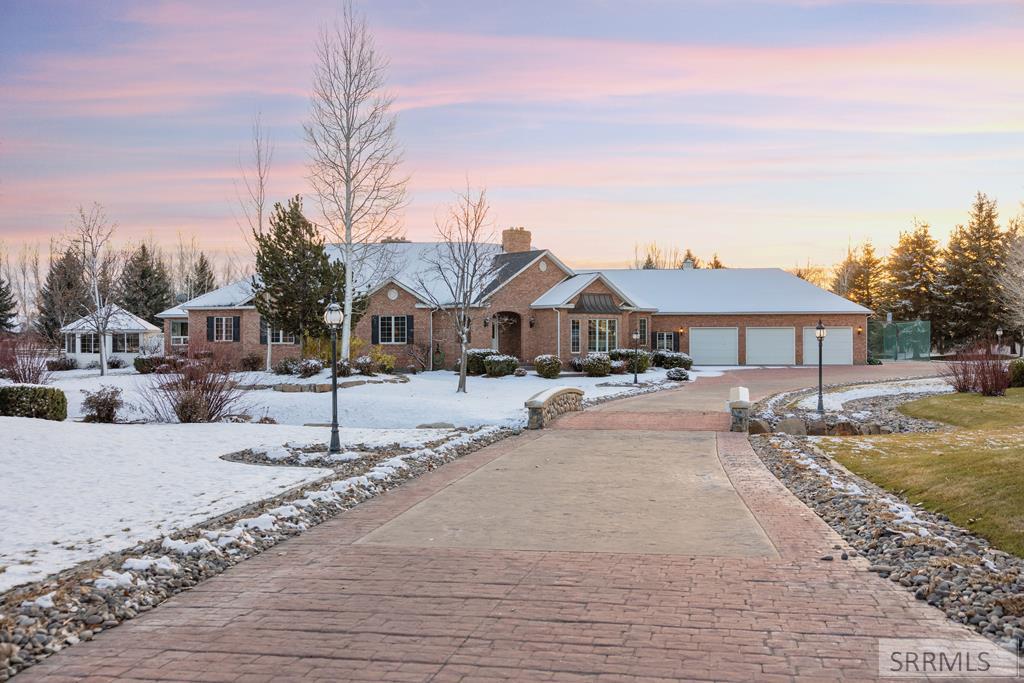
[
  {"xmin": 795, "ymin": 377, "xmax": 952, "ymax": 413},
  {"xmin": 41, "ymin": 366, "xmax": 730, "ymax": 428},
  {"xmin": 0, "ymin": 418, "xmax": 448, "ymax": 592}
]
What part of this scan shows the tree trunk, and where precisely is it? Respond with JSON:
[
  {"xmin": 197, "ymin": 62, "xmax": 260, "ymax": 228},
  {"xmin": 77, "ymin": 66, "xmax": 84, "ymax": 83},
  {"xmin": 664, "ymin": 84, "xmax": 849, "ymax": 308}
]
[
  {"xmin": 341, "ymin": 241, "xmax": 353, "ymax": 359},
  {"xmin": 457, "ymin": 341, "xmax": 467, "ymax": 393},
  {"xmin": 265, "ymin": 332, "xmax": 272, "ymax": 372}
]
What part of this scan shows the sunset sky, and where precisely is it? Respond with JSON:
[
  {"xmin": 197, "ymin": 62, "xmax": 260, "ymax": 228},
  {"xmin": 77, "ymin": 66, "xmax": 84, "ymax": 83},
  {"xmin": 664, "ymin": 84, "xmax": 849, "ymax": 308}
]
[{"xmin": 1, "ymin": 0, "xmax": 1022, "ymax": 269}]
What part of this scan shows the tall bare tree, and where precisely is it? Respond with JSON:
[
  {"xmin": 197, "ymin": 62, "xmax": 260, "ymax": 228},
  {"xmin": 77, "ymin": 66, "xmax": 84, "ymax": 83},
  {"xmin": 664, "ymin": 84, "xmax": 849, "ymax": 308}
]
[
  {"xmin": 632, "ymin": 242, "xmax": 680, "ymax": 270},
  {"xmin": 173, "ymin": 233, "xmax": 200, "ymax": 300},
  {"xmin": 305, "ymin": 1, "xmax": 408, "ymax": 358},
  {"xmin": 2, "ymin": 242, "xmax": 42, "ymax": 329},
  {"xmin": 999, "ymin": 234, "xmax": 1024, "ymax": 345},
  {"xmin": 414, "ymin": 187, "xmax": 497, "ymax": 393},
  {"xmin": 67, "ymin": 204, "xmax": 122, "ymax": 376}
]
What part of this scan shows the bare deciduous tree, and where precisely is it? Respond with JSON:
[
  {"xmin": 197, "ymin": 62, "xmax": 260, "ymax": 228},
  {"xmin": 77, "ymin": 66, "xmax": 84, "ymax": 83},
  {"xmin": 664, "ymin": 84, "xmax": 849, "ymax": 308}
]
[
  {"xmin": 414, "ymin": 187, "xmax": 498, "ymax": 393},
  {"xmin": 632, "ymin": 242, "xmax": 680, "ymax": 270},
  {"xmin": 305, "ymin": 0, "xmax": 408, "ymax": 358},
  {"xmin": 999, "ymin": 234, "xmax": 1024, "ymax": 341},
  {"xmin": 173, "ymin": 233, "xmax": 200, "ymax": 300},
  {"xmin": 2, "ymin": 242, "xmax": 42, "ymax": 328},
  {"xmin": 788, "ymin": 259, "xmax": 832, "ymax": 289},
  {"xmin": 67, "ymin": 204, "xmax": 122, "ymax": 376}
]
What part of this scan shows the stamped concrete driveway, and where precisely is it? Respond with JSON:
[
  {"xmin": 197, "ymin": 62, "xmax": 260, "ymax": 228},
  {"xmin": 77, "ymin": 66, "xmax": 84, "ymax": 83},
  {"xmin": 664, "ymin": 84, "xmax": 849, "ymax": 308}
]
[{"xmin": 22, "ymin": 362, "xmax": 998, "ymax": 683}]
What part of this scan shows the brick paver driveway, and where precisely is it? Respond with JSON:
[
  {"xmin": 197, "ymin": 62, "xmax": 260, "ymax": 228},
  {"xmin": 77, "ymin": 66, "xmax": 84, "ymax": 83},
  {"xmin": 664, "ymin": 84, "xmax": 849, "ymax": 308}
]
[{"xmin": 21, "ymin": 363, "xmax": 997, "ymax": 682}]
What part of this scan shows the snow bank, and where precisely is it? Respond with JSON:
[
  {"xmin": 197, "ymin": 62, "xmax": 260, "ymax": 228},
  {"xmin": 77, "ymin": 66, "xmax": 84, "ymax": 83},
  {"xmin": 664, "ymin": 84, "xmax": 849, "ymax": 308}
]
[{"xmin": 795, "ymin": 378, "xmax": 952, "ymax": 412}]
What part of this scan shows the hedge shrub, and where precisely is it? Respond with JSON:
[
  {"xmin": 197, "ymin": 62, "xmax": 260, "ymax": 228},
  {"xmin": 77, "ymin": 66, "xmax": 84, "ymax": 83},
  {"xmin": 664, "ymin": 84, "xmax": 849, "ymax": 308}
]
[
  {"xmin": 46, "ymin": 356, "xmax": 78, "ymax": 372},
  {"xmin": 272, "ymin": 358, "xmax": 299, "ymax": 375},
  {"xmin": 610, "ymin": 359, "xmax": 627, "ymax": 374},
  {"xmin": 135, "ymin": 355, "xmax": 180, "ymax": 374},
  {"xmin": 569, "ymin": 356, "xmax": 585, "ymax": 372},
  {"xmin": 240, "ymin": 353, "xmax": 262, "ymax": 372},
  {"xmin": 1010, "ymin": 358, "xmax": 1024, "ymax": 388},
  {"xmin": 465, "ymin": 348, "xmax": 499, "ymax": 375},
  {"xmin": 0, "ymin": 385, "xmax": 67, "ymax": 421},
  {"xmin": 297, "ymin": 358, "xmax": 324, "ymax": 378},
  {"xmin": 370, "ymin": 347, "xmax": 396, "ymax": 374},
  {"xmin": 666, "ymin": 367, "xmax": 689, "ymax": 381},
  {"xmin": 658, "ymin": 351, "xmax": 693, "ymax": 370},
  {"xmin": 354, "ymin": 355, "xmax": 378, "ymax": 376},
  {"xmin": 534, "ymin": 354, "xmax": 562, "ymax": 379},
  {"xmin": 625, "ymin": 350, "xmax": 651, "ymax": 374},
  {"xmin": 582, "ymin": 353, "xmax": 611, "ymax": 377},
  {"xmin": 81, "ymin": 385, "xmax": 123, "ymax": 423},
  {"xmin": 483, "ymin": 354, "xmax": 519, "ymax": 377}
]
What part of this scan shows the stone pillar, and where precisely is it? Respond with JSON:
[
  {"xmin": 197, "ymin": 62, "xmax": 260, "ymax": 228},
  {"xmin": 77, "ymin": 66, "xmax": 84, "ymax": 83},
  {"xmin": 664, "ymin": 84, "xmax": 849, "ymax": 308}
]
[{"xmin": 729, "ymin": 400, "xmax": 751, "ymax": 432}]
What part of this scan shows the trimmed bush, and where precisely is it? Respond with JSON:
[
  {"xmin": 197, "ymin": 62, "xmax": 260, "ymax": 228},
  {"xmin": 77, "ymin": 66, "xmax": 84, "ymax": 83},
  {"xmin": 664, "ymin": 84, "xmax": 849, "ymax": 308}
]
[
  {"xmin": 569, "ymin": 356, "xmax": 585, "ymax": 372},
  {"xmin": 659, "ymin": 351, "xmax": 692, "ymax": 370},
  {"xmin": 46, "ymin": 356, "xmax": 78, "ymax": 372},
  {"xmin": 272, "ymin": 358, "xmax": 299, "ymax": 375},
  {"xmin": 624, "ymin": 350, "xmax": 651, "ymax": 374},
  {"xmin": 135, "ymin": 355, "xmax": 179, "ymax": 374},
  {"xmin": 81, "ymin": 385, "xmax": 123, "ymax": 423},
  {"xmin": 534, "ymin": 354, "xmax": 562, "ymax": 379},
  {"xmin": 465, "ymin": 348, "xmax": 499, "ymax": 375},
  {"xmin": 513, "ymin": 367, "xmax": 527, "ymax": 377},
  {"xmin": 106, "ymin": 356, "xmax": 126, "ymax": 369},
  {"xmin": 370, "ymin": 347, "xmax": 396, "ymax": 374},
  {"xmin": 0, "ymin": 385, "xmax": 67, "ymax": 421},
  {"xmin": 582, "ymin": 353, "xmax": 611, "ymax": 377},
  {"xmin": 483, "ymin": 354, "xmax": 519, "ymax": 377},
  {"xmin": 610, "ymin": 359, "xmax": 627, "ymax": 375},
  {"xmin": 297, "ymin": 358, "xmax": 324, "ymax": 378},
  {"xmin": 240, "ymin": 353, "xmax": 262, "ymax": 372},
  {"xmin": 354, "ymin": 355, "xmax": 378, "ymax": 376},
  {"xmin": 1008, "ymin": 358, "xmax": 1024, "ymax": 388},
  {"xmin": 333, "ymin": 359, "xmax": 352, "ymax": 378},
  {"xmin": 666, "ymin": 367, "xmax": 689, "ymax": 381}
]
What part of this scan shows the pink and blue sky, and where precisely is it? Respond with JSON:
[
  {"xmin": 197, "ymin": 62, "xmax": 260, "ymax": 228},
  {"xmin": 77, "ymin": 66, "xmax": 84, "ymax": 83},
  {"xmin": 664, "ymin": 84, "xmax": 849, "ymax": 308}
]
[{"xmin": 1, "ymin": 0, "xmax": 1022, "ymax": 268}]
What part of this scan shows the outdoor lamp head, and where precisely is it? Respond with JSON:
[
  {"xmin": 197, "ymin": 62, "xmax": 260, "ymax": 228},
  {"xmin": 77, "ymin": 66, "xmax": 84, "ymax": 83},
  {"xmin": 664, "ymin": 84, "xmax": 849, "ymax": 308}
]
[
  {"xmin": 323, "ymin": 302, "xmax": 344, "ymax": 328},
  {"xmin": 632, "ymin": 331, "xmax": 640, "ymax": 341},
  {"xmin": 815, "ymin": 320, "xmax": 827, "ymax": 341},
  {"xmin": 996, "ymin": 327, "xmax": 1004, "ymax": 337}
]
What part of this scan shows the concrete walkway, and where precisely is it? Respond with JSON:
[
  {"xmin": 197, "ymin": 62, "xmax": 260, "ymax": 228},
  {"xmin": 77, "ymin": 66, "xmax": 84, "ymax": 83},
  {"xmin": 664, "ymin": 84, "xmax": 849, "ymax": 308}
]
[{"xmin": 21, "ymin": 362, "xmax": 998, "ymax": 682}]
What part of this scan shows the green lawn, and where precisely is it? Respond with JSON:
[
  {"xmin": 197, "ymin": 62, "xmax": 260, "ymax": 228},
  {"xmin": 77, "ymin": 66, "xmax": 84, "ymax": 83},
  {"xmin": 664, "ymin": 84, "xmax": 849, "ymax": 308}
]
[
  {"xmin": 898, "ymin": 387, "xmax": 1024, "ymax": 429},
  {"xmin": 818, "ymin": 388, "xmax": 1024, "ymax": 557}
]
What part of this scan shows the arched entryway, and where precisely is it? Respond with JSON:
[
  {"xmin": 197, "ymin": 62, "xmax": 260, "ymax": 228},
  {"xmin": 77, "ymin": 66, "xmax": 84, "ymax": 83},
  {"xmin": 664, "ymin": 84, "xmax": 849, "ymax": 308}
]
[{"xmin": 490, "ymin": 312, "xmax": 522, "ymax": 360}]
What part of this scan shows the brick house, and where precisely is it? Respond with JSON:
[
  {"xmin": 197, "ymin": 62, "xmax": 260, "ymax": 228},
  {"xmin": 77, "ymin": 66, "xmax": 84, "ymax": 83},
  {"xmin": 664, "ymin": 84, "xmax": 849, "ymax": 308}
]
[{"xmin": 158, "ymin": 228, "xmax": 870, "ymax": 368}]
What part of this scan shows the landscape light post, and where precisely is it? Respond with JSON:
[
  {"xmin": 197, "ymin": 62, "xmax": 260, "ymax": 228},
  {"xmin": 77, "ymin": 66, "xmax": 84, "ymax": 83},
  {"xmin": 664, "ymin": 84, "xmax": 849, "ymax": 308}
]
[
  {"xmin": 815, "ymin": 320, "xmax": 827, "ymax": 415},
  {"xmin": 323, "ymin": 302, "xmax": 345, "ymax": 454},
  {"xmin": 631, "ymin": 330, "xmax": 640, "ymax": 385},
  {"xmin": 996, "ymin": 327, "xmax": 1003, "ymax": 354}
]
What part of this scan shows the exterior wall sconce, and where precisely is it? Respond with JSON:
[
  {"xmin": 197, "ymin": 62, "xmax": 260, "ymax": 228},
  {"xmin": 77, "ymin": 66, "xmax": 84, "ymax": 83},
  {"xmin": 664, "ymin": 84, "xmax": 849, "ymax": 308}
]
[
  {"xmin": 857, "ymin": 326, "xmax": 863, "ymax": 334},
  {"xmin": 528, "ymin": 316, "xmax": 535, "ymax": 328},
  {"xmin": 482, "ymin": 317, "xmax": 489, "ymax": 327}
]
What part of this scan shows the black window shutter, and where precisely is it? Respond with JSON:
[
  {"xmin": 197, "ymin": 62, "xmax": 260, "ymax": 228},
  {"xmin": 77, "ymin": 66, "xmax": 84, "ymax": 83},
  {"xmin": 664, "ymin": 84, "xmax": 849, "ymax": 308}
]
[
  {"xmin": 206, "ymin": 316, "xmax": 214, "ymax": 342},
  {"xmin": 406, "ymin": 315, "xmax": 414, "ymax": 344},
  {"xmin": 259, "ymin": 317, "xmax": 267, "ymax": 345},
  {"xmin": 371, "ymin": 315, "xmax": 379, "ymax": 344},
  {"xmin": 673, "ymin": 332, "xmax": 680, "ymax": 352},
  {"xmin": 232, "ymin": 316, "xmax": 241, "ymax": 342}
]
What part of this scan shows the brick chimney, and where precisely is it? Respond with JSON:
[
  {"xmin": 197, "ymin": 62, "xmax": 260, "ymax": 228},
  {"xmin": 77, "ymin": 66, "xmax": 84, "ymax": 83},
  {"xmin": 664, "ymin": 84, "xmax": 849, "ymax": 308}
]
[{"xmin": 501, "ymin": 227, "xmax": 532, "ymax": 253}]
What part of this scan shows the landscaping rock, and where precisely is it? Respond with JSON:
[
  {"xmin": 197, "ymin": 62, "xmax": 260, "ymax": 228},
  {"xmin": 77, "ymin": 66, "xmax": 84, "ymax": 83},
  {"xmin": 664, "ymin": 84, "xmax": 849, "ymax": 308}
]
[
  {"xmin": 417, "ymin": 422, "xmax": 455, "ymax": 429},
  {"xmin": 829, "ymin": 420, "xmax": 859, "ymax": 436},
  {"xmin": 805, "ymin": 418, "xmax": 828, "ymax": 436},
  {"xmin": 776, "ymin": 417, "xmax": 806, "ymax": 435},
  {"xmin": 747, "ymin": 419, "xmax": 770, "ymax": 435}
]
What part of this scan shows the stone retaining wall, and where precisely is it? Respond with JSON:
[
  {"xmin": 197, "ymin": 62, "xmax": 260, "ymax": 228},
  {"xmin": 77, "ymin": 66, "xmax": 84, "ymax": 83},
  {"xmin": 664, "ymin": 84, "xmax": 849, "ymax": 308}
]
[{"xmin": 525, "ymin": 387, "xmax": 584, "ymax": 429}]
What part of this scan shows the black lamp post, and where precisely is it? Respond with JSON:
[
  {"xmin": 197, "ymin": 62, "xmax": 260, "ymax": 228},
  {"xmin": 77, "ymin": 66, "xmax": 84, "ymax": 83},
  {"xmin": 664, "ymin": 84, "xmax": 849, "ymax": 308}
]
[
  {"xmin": 815, "ymin": 320, "xmax": 827, "ymax": 415},
  {"xmin": 996, "ymin": 326, "xmax": 1003, "ymax": 353},
  {"xmin": 323, "ymin": 302, "xmax": 344, "ymax": 453},
  {"xmin": 631, "ymin": 330, "xmax": 640, "ymax": 385}
]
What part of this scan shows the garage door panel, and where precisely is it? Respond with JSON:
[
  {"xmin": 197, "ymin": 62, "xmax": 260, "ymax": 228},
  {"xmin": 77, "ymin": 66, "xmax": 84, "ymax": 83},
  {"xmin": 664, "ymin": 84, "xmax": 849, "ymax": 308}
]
[
  {"xmin": 745, "ymin": 327, "xmax": 795, "ymax": 365},
  {"xmin": 690, "ymin": 327, "xmax": 739, "ymax": 366},
  {"xmin": 802, "ymin": 327, "xmax": 853, "ymax": 365}
]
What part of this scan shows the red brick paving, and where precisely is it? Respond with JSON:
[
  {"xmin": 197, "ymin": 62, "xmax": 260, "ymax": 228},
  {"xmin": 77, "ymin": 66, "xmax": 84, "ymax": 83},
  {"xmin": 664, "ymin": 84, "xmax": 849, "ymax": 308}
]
[
  {"xmin": 18, "ymin": 366, "xmax": 992, "ymax": 682},
  {"xmin": 553, "ymin": 410, "xmax": 731, "ymax": 431}
]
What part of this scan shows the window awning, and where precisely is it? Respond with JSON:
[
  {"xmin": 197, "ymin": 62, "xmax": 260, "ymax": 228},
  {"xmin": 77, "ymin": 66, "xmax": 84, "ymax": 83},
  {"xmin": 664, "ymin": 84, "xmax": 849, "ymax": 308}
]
[{"xmin": 573, "ymin": 293, "xmax": 620, "ymax": 314}]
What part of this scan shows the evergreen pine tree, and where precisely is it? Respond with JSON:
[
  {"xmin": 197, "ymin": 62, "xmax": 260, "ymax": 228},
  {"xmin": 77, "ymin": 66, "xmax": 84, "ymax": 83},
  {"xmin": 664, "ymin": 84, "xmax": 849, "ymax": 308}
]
[
  {"xmin": 641, "ymin": 255, "xmax": 657, "ymax": 270},
  {"xmin": 120, "ymin": 244, "xmax": 175, "ymax": 326},
  {"xmin": 0, "ymin": 272, "xmax": 17, "ymax": 332},
  {"xmin": 252, "ymin": 196, "xmax": 350, "ymax": 353},
  {"xmin": 188, "ymin": 253, "xmax": 217, "ymax": 297},
  {"xmin": 34, "ymin": 248, "xmax": 91, "ymax": 345},
  {"xmin": 939, "ymin": 192, "xmax": 1015, "ymax": 347},
  {"xmin": 830, "ymin": 246, "xmax": 859, "ymax": 298},
  {"xmin": 679, "ymin": 248, "xmax": 703, "ymax": 269},
  {"xmin": 885, "ymin": 222, "xmax": 940, "ymax": 321},
  {"xmin": 708, "ymin": 253, "xmax": 725, "ymax": 269},
  {"xmin": 846, "ymin": 241, "xmax": 885, "ymax": 314}
]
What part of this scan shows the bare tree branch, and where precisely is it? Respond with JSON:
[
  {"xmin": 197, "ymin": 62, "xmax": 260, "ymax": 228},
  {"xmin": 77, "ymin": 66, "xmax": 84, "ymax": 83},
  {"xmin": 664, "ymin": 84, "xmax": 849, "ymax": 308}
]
[
  {"xmin": 304, "ymin": 0, "xmax": 408, "ymax": 358},
  {"xmin": 413, "ymin": 186, "xmax": 498, "ymax": 393}
]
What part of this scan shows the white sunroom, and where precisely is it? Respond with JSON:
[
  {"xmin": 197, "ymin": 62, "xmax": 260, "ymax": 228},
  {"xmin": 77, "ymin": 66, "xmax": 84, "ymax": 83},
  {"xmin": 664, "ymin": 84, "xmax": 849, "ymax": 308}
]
[{"xmin": 60, "ymin": 305, "xmax": 163, "ymax": 366}]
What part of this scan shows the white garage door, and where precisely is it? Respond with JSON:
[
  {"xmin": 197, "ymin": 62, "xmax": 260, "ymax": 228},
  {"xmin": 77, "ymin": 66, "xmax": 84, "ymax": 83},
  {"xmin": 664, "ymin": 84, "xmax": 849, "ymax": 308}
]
[
  {"xmin": 745, "ymin": 327, "xmax": 795, "ymax": 365},
  {"xmin": 689, "ymin": 327, "xmax": 739, "ymax": 366},
  {"xmin": 802, "ymin": 326, "xmax": 854, "ymax": 365}
]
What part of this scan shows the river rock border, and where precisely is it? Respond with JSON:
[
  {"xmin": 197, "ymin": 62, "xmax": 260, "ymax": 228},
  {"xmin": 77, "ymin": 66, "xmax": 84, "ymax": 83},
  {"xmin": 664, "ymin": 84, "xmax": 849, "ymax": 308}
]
[
  {"xmin": 0, "ymin": 425, "xmax": 512, "ymax": 680},
  {"xmin": 751, "ymin": 431, "xmax": 1024, "ymax": 657}
]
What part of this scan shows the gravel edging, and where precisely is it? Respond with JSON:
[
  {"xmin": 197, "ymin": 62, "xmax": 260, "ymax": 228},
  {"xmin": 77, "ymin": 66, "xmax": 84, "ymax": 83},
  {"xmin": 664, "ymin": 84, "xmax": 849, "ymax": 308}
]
[
  {"xmin": 751, "ymin": 427, "xmax": 1024, "ymax": 657},
  {"xmin": 0, "ymin": 425, "xmax": 513, "ymax": 680}
]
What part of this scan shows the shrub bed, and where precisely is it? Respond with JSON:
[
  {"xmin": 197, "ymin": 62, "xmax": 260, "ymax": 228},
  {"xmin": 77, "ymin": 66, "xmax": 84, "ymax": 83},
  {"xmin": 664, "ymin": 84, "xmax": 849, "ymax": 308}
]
[
  {"xmin": 534, "ymin": 354, "xmax": 562, "ymax": 379},
  {"xmin": 465, "ymin": 348, "xmax": 498, "ymax": 375},
  {"xmin": 46, "ymin": 356, "xmax": 78, "ymax": 372},
  {"xmin": 0, "ymin": 385, "xmax": 67, "ymax": 421},
  {"xmin": 483, "ymin": 354, "xmax": 519, "ymax": 377},
  {"xmin": 1010, "ymin": 358, "xmax": 1024, "ymax": 388},
  {"xmin": 582, "ymin": 353, "xmax": 611, "ymax": 377},
  {"xmin": 657, "ymin": 351, "xmax": 693, "ymax": 370},
  {"xmin": 135, "ymin": 355, "xmax": 181, "ymax": 374},
  {"xmin": 272, "ymin": 358, "xmax": 300, "ymax": 375}
]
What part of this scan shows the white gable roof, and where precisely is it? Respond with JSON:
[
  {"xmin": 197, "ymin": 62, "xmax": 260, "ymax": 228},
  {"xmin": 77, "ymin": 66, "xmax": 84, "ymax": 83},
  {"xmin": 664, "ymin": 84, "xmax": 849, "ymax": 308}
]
[
  {"xmin": 156, "ymin": 304, "xmax": 186, "ymax": 318},
  {"xmin": 585, "ymin": 268, "xmax": 870, "ymax": 315},
  {"xmin": 61, "ymin": 305, "xmax": 162, "ymax": 333},
  {"xmin": 178, "ymin": 278, "xmax": 256, "ymax": 310}
]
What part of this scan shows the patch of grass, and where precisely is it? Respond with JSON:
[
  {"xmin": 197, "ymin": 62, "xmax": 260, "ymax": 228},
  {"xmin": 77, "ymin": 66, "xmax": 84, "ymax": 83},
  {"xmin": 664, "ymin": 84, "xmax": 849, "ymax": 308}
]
[
  {"xmin": 819, "ymin": 429, "xmax": 1024, "ymax": 557},
  {"xmin": 898, "ymin": 387, "xmax": 1024, "ymax": 429}
]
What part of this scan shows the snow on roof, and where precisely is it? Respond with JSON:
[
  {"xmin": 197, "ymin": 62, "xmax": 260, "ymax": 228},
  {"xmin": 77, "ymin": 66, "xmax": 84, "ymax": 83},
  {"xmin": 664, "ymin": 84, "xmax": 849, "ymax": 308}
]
[
  {"xmin": 156, "ymin": 305, "xmax": 186, "ymax": 318},
  {"xmin": 327, "ymin": 242, "xmax": 559, "ymax": 305},
  {"xmin": 531, "ymin": 273, "xmax": 600, "ymax": 307},
  {"xmin": 179, "ymin": 278, "xmax": 256, "ymax": 310},
  {"xmin": 61, "ymin": 305, "xmax": 162, "ymax": 333},
  {"xmin": 582, "ymin": 268, "xmax": 870, "ymax": 315}
]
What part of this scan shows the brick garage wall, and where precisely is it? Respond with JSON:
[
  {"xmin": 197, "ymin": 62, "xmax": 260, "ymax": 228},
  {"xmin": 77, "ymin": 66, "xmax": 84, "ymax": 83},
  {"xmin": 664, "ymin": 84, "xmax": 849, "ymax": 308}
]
[
  {"xmin": 183, "ymin": 308, "xmax": 301, "ymax": 367},
  {"xmin": 649, "ymin": 313, "xmax": 869, "ymax": 365}
]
